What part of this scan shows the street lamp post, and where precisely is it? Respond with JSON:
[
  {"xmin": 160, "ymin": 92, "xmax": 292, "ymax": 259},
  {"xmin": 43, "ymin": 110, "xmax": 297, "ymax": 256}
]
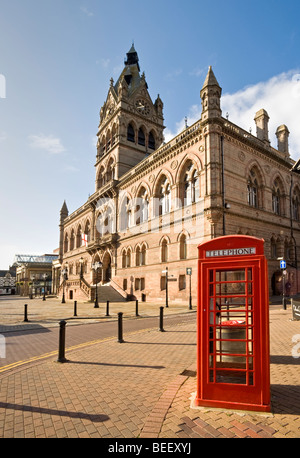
[
  {"xmin": 61, "ymin": 263, "xmax": 68, "ymax": 304},
  {"xmin": 162, "ymin": 267, "xmax": 169, "ymax": 308},
  {"xmin": 79, "ymin": 257, "xmax": 84, "ymax": 280},
  {"xmin": 42, "ymin": 273, "xmax": 47, "ymax": 301},
  {"xmin": 92, "ymin": 261, "xmax": 102, "ymax": 308},
  {"xmin": 186, "ymin": 268, "xmax": 192, "ymax": 310}
]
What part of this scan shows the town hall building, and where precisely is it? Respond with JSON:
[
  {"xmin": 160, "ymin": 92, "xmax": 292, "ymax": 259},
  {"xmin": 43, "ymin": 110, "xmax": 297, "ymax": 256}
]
[{"xmin": 52, "ymin": 45, "xmax": 300, "ymax": 303}]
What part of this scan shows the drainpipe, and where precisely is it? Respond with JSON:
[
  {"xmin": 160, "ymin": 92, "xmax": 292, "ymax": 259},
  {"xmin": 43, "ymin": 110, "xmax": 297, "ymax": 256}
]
[{"xmin": 221, "ymin": 135, "xmax": 225, "ymax": 235}]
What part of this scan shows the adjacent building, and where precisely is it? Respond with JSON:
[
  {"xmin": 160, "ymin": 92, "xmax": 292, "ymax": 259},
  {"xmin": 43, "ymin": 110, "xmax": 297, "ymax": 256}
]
[
  {"xmin": 0, "ymin": 266, "xmax": 16, "ymax": 295},
  {"xmin": 54, "ymin": 45, "xmax": 300, "ymax": 303},
  {"xmin": 15, "ymin": 254, "xmax": 58, "ymax": 297}
]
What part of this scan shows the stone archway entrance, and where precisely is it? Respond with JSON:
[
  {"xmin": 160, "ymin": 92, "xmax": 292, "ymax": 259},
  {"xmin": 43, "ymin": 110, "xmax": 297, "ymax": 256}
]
[
  {"xmin": 92, "ymin": 254, "xmax": 102, "ymax": 285},
  {"xmin": 102, "ymin": 252, "xmax": 112, "ymax": 283}
]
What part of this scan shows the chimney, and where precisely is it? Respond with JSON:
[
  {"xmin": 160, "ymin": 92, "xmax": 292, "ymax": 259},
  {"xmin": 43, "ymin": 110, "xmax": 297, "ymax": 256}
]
[
  {"xmin": 276, "ymin": 125, "xmax": 290, "ymax": 156},
  {"xmin": 254, "ymin": 109, "xmax": 270, "ymax": 145}
]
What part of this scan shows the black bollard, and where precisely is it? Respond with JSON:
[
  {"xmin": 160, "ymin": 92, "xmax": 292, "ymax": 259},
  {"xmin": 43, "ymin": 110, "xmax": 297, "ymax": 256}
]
[
  {"xmin": 73, "ymin": 301, "xmax": 77, "ymax": 317},
  {"xmin": 118, "ymin": 312, "xmax": 124, "ymax": 343},
  {"xmin": 135, "ymin": 299, "xmax": 139, "ymax": 317},
  {"xmin": 23, "ymin": 304, "xmax": 29, "ymax": 322},
  {"xmin": 159, "ymin": 306, "xmax": 165, "ymax": 332},
  {"xmin": 57, "ymin": 320, "xmax": 68, "ymax": 363},
  {"xmin": 106, "ymin": 300, "xmax": 110, "ymax": 317}
]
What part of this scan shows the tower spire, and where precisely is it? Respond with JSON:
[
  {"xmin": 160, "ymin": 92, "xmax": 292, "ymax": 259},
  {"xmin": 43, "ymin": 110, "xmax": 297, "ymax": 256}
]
[{"xmin": 200, "ymin": 66, "xmax": 222, "ymax": 120}]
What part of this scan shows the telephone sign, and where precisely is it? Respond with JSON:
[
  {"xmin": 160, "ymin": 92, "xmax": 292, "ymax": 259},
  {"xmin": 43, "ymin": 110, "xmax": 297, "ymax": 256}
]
[
  {"xmin": 280, "ymin": 260, "xmax": 286, "ymax": 269},
  {"xmin": 196, "ymin": 235, "xmax": 270, "ymax": 412}
]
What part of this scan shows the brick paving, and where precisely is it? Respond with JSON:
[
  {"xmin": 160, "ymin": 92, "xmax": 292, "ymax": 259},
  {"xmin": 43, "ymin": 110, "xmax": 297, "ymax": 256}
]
[{"xmin": 0, "ymin": 298, "xmax": 299, "ymax": 439}]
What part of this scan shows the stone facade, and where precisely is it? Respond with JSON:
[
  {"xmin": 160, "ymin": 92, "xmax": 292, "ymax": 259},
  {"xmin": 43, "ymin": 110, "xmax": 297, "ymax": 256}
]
[{"xmin": 54, "ymin": 46, "xmax": 300, "ymax": 303}]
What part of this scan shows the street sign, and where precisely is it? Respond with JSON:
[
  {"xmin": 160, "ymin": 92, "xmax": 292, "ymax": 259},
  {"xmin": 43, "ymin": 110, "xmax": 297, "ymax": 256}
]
[
  {"xmin": 280, "ymin": 260, "xmax": 286, "ymax": 269},
  {"xmin": 186, "ymin": 268, "xmax": 192, "ymax": 275}
]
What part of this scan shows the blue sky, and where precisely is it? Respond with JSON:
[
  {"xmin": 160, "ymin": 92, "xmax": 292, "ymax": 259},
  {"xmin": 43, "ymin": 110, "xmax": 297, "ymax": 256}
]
[{"xmin": 1, "ymin": 0, "xmax": 300, "ymax": 269}]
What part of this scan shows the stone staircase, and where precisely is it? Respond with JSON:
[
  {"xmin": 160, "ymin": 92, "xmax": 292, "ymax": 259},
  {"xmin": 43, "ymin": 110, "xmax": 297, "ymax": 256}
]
[{"xmin": 95, "ymin": 283, "xmax": 128, "ymax": 302}]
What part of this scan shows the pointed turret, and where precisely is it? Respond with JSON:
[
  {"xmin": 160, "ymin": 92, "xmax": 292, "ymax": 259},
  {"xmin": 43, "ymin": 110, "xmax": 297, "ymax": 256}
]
[
  {"xmin": 60, "ymin": 200, "xmax": 69, "ymax": 221},
  {"xmin": 59, "ymin": 201, "xmax": 68, "ymax": 263},
  {"xmin": 200, "ymin": 66, "xmax": 222, "ymax": 120},
  {"xmin": 202, "ymin": 66, "xmax": 220, "ymax": 88},
  {"xmin": 124, "ymin": 43, "xmax": 140, "ymax": 70}
]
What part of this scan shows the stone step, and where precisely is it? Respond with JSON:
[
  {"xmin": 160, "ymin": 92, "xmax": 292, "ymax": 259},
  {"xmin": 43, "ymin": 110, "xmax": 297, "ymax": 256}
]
[{"xmin": 96, "ymin": 284, "xmax": 127, "ymax": 302}]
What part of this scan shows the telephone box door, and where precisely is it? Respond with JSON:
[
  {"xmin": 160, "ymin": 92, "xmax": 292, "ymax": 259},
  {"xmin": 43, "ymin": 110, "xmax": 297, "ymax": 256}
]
[{"xmin": 197, "ymin": 236, "xmax": 270, "ymax": 412}]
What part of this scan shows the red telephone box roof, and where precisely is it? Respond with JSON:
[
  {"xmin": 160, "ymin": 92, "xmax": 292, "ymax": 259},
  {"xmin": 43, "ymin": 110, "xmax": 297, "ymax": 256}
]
[{"xmin": 198, "ymin": 235, "xmax": 265, "ymax": 260}]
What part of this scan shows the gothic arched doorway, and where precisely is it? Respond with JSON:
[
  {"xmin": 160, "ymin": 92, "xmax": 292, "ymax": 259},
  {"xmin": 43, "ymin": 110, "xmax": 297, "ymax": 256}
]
[
  {"xmin": 102, "ymin": 252, "xmax": 112, "ymax": 283},
  {"xmin": 92, "ymin": 254, "xmax": 102, "ymax": 285}
]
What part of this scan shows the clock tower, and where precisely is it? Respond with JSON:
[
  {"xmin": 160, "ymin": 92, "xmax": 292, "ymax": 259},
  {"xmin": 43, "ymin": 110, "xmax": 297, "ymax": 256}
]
[{"xmin": 95, "ymin": 44, "xmax": 165, "ymax": 192}]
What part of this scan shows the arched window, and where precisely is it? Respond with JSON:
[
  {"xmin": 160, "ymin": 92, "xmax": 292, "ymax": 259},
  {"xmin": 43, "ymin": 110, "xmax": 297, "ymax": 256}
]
[
  {"xmin": 191, "ymin": 170, "xmax": 200, "ymax": 203},
  {"xmin": 179, "ymin": 234, "xmax": 187, "ymax": 259},
  {"xmin": 85, "ymin": 221, "xmax": 91, "ymax": 242},
  {"xmin": 122, "ymin": 250, "xmax": 126, "ymax": 268},
  {"xmin": 181, "ymin": 161, "xmax": 200, "ymax": 205},
  {"xmin": 102, "ymin": 207, "xmax": 113, "ymax": 235},
  {"xmin": 136, "ymin": 246, "xmax": 141, "ymax": 266},
  {"xmin": 120, "ymin": 197, "xmax": 133, "ymax": 231},
  {"xmin": 70, "ymin": 230, "xmax": 75, "ymax": 251},
  {"xmin": 148, "ymin": 131, "xmax": 155, "ymax": 150},
  {"xmin": 158, "ymin": 177, "xmax": 171, "ymax": 216},
  {"xmin": 138, "ymin": 128, "xmax": 145, "ymax": 146},
  {"xmin": 247, "ymin": 169, "xmax": 258, "ymax": 207},
  {"xmin": 292, "ymin": 189, "xmax": 300, "ymax": 221},
  {"xmin": 161, "ymin": 239, "xmax": 168, "ymax": 262},
  {"xmin": 107, "ymin": 158, "xmax": 115, "ymax": 182},
  {"xmin": 76, "ymin": 226, "xmax": 82, "ymax": 248},
  {"xmin": 127, "ymin": 123, "xmax": 135, "ymax": 142},
  {"xmin": 272, "ymin": 179, "xmax": 281, "ymax": 215},
  {"xmin": 126, "ymin": 248, "xmax": 131, "ymax": 267},
  {"xmin": 64, "ymin": 233, "xmax": 69, "ymax": 253},
  {"xmin": 136, "ymin": 187, "xmax": 149, "ymax": 224},
  {"xmin": 141, "ymin": 245, "xmax": 146, "ymax": 265},
  {"xmin": 271, "ymin": 238, "xmax": 277, "ymax": 259},
  {"xmin": 97, "ymin": 166, "xmax": 105, "ymax": 189},
  {"xmin": 112, "ymin": 124, "xmax": 117, "ymax": 147},
  {"xmin": 100, "ymin": 137, "xmax": 105, "ymax": 155}
]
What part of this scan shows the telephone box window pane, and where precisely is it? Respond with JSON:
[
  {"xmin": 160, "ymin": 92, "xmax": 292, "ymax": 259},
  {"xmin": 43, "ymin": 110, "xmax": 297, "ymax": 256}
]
[
  {"xmin": 216, "ymin": 370, "xmax": 247, "ymax": 385},
  {"xmin": 208, "ymin": 267, "xmax": 255, "ymax": 385}
]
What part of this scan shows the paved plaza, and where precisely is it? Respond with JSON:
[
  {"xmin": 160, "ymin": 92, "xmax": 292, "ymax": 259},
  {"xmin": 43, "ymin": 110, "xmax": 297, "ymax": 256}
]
[{"xmin": 0, "ymin": 295, "xmax": 299, "ymax": 440}]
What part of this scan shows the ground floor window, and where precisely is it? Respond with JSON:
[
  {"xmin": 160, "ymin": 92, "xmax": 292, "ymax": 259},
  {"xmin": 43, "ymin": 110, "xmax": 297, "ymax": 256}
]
[
  {"xmin": 179, "ymin": 275, "xmax": 186, "ymax": 290},
  {"xmin": 135, "ymin": 278, "xmax": 145, "ymax": 291},
  {"xmin": 160, "ymin": 276, "xmax": 166, "ymax": 290}
]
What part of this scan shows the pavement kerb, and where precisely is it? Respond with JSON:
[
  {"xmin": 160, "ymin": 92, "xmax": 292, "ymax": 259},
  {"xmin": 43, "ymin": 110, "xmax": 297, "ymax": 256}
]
[{"xmin": 0, "ymin": 324, "xmax": 161, "ymax": 377}]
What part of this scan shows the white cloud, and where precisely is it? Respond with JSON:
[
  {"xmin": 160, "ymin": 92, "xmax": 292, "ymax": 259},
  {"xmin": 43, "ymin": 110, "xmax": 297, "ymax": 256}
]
[
  {"xmin": 28, "ymin": 134, "xmax": 66, "ymax": 154},
  {"xmin": 165, "ymin": 69, "xmax": 300, "ymax": 159},
  {"xmin": 164, "ymin": 68, "xmax": 183, "ymax": 81},
  {"xmin": 0, "ymin": 131, "xmax": 7, "ymax": 142},
  {"xmin": 80, "ymin": 6, "xmax": 94, "ymax": 17},
  {"xmin": 100, "ymin": 58, "xmax": 110, "ymax": 68}
]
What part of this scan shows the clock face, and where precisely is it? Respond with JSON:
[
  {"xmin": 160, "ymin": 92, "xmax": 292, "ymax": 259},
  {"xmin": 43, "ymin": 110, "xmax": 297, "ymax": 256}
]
[
  {"xmin": 135, "ymin": 99, "xmax": 150, "ymax": 116},
  {"xmin": 106, "ymin": 104, "xmax": 114, "ymax": 118}
]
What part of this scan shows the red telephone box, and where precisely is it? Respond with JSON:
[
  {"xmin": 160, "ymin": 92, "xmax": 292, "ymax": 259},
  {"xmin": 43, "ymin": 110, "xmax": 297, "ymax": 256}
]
[{"xmin": 196, "ymin": 235, "xmax": 270, "ymax": 412}]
